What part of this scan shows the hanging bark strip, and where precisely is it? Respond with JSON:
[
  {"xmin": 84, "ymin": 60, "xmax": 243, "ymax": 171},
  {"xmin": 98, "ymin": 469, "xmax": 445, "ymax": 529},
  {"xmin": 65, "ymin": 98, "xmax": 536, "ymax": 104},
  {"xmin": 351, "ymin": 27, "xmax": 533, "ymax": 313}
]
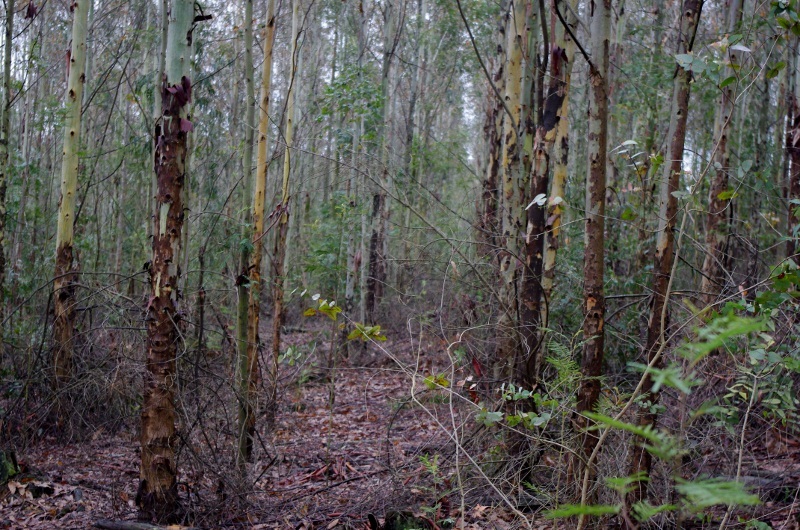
[
  {"xmin": 575, "ymin": 0, "xmax": 610, "ymax": 473},
  {"xmin": 138, "ymin": 0, "xmax": 208, "ymax": 522},
  {"xmin": 626, "ymin": 0, "xmax": 703, "ymax": 514},
  {"xmin": 53, "ymin": 0, "xmax": 89, "ymax": 390},
  {"xmin": 701, "ymin": 0, "xmax": 743, "ymax": 307}
]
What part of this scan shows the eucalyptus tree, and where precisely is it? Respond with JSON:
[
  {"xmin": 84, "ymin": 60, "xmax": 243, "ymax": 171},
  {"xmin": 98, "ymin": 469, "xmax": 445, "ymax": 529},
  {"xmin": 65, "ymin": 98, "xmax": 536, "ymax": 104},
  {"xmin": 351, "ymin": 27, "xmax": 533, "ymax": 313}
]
[
  {"xmin": 0, "ymin": 0, "xmax": 13, "ymax": 359},
  {"xmin": 701, "ymin": 0, "xmax": 743, "ymax": 306},
  {"xmin": 575, "ymin": 0, "xmax": 610, "ymax": 471},
  {"xmin": 541, "ymin": 0, "xmax": 578, "ymax": 322},
  {"xmin": 627, "ymin": 0, "xmax": 703, "ymax": 511},
  {"xmin": 239, "ymin": 0, "xmax": 277, "ymax": 469},
  {"xmin": 53, "ymin": 0, "xmax": 90, "ymax": 388},
  {"xmin": 138, "ymin": 0, "xmax": 200, "ymax": 521},
  {"xmin": 235, "ymin": 0, "xmax": 258, "ymax": 469},
  {"xmin": 271, "ymin": 0, "xmax": 301, "ymax": 421}
]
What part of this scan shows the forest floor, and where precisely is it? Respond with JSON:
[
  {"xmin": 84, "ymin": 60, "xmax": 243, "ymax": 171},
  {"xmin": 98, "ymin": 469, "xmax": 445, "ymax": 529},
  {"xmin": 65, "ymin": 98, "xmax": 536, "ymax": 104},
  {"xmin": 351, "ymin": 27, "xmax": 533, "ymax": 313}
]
[{"xmin": 1, "ymin": 329, "xmax": 800, "ymax": 529}]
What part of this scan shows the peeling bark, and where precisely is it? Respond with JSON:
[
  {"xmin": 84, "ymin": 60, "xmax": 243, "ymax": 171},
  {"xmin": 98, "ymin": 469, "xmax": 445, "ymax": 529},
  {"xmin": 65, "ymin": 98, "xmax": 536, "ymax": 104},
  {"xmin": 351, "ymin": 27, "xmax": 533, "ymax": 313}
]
[{"xmin": 138, "ymin": 0, "xmax": 197, "ymax": 522}]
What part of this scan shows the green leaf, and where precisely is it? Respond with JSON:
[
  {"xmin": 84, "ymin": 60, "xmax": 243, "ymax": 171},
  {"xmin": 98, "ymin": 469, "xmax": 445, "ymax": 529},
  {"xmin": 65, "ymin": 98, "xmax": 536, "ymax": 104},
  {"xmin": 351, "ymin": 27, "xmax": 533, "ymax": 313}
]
[
  {"xmin": 719, "ymin": 75, "xmax": 737, "ymax": 88},
  {"xmin": 675, "ymin": 53, "xmax": 694, "ymax": 69},
  {"xmin": 303, "ymin": 308, "xmax": 317, "ymax": 317},
  {"xmin": 717, "ymin": 189, "xmax": 737, "ymax": 200},
  {"xmin": 675, "ymin": 478, "xmax": 760, "ymax": 510},
  {"xmin": 546, "ymin": 504, "xmax": 620, "ymax": 519},
  {"xmin": 631, "ymin": 501, "xmax": 677, "ymax": 523},
  {"xmin": 621, "ymin": 207, "xmax": 638, "ymax": 221},
  {"xmin": 475, "ymin": 409, "xmax": 503, "ymax": 427}
]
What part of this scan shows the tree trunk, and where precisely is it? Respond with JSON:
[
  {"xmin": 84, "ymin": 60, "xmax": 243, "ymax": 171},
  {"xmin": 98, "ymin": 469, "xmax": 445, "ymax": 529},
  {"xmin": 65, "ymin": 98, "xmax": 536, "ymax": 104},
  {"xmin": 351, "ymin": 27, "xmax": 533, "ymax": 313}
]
[
  {"xmin": 235, "ymin": 0, "xmax": 257, "ymax": 470},
  {"xmin": 787, "ymin": 35, "xmax": 800, "ymax": 263},
  {"xmin": 366, "ymin": 0, "xmax": 398, "ymax": 322},
  {"xmin": 53, "ymin": 0, "xmax": 89, "ymax": 390},
  {"xmin": 271, "ymin": 0, "xmax": 300, "ymax": 424},
  {"xmin": 541, "ymin": 0, "xmax": 578, "ymax": 323},
  {"xmin": 495, "ymin": 0, "xmax": 527, "ymax": 379},
  {"xmin": 0, "ymin": 0, "xmax": 13, "ymax": 361},
  {"xmin": 701, "ymin": 0, "xmax": 743, "ymax": 306},
  {"xmin": 626, "ymin": 0, "xmax": 703, "ymax": 513},
  {"xmin": 574, "ymin": 0, "xmax": 610, "ymax": 474},
  {"xmin": 239, "ymin": 0, "xmax": 276, "ymax": 469},
  {"xmin": 138, "ymin": 0, "xmax": 196, "ymax": 522}
]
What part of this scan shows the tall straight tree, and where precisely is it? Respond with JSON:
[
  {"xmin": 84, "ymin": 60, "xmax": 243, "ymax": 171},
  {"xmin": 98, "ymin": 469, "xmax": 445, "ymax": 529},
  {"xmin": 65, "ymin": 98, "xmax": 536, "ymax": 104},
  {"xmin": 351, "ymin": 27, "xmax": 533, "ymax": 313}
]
[
  {"xmin": 701, "ymin": 0, "xmax": 743, "ymax": 306},
  {"xmin": 541, "ymin": 0, "xmax": 578, "ymax": 322},
  {"xmin": 236, "ymin": 0, "xmax": 258, "ymax": 469},
  {"xmin": 575, "ymin": 0, "xmax": 610, "ymax": 470},
  {"xmin": 53, "ymin": 0, "xmax": 90, "ymax": 387},
  {"xmin": 271, "ymin": 0, "xmax": 300, "ymax": 420},
  {"xmin": 240, "ymin": 0, "xmax": 277, "ymax": 468},
  {"xmin": 496, "ymin": 0, "xmax": 526, "ymax": 376},
  {"xmin": 366, "ymin": 0, "xmax": 398, "ymax": 321},
  {"xmin": 138, "ymin": 0, "xmax": 198, "ymax": 521},
  {"xmin": 626, "ymin": 0, "xmax": 703, "ymax": 512},
  {"xmin": 0, "ymin": 0, "xmax": 13, "ymax": 359},
  {"xmin": 788, "ymin": 35, "xmax": 800, "ymax": 262}
]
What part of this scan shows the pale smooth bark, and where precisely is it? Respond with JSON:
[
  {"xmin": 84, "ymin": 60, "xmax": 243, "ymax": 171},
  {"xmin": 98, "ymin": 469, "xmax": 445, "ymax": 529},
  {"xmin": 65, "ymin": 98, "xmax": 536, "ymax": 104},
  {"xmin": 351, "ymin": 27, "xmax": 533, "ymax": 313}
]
[
  {"xmin": 271, "ymin": 0, "xmax": 300, "ymax": 421},
  {"xmin": 239, "ymin": 0, "xmax": 276, "ymax": 468},
  {"xmin": 53, "ymin": 0, "xmax": 89, "ymax": 387}
]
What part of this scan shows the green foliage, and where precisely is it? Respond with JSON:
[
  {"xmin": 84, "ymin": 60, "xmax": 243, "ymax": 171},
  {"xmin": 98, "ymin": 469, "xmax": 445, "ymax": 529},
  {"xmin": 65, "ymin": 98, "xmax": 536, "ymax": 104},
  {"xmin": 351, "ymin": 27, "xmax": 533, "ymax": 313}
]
[
  {"xmin": 674, "ymin": 478, "xmax": 760, "ymax": 510},
  {"xmin": 346, "ymin": 323, "xmax": 387, "ymax": 342},
  {"xmin": 546, "ymin": 504, "xmax": 620, "ymax": 518}
]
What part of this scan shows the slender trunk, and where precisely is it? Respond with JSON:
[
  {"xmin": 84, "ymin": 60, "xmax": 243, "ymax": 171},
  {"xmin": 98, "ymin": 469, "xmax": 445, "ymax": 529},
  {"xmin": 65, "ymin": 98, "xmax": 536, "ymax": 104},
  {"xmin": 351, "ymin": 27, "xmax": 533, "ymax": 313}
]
[
  {"xmin": 574, "ymin": 0, "xmax": 610, "ymax": 473},
  {"xmin": 626, "ymin": 0, "xmax": 703, "ymax": 513},
  {"xmin": 138, "ymin": 0, "xmax": 196, "ymax": 522},
  {"xmin": 495, "ymin": 0, "xmax": 527, "ymax": 379},
  {"xmin": 0, "ymin": 0, "xmax": 13, "ymax": 360},
  {"xmin": 271, "ymin": 0, "xmax": 300, "ymax": 422},
  {"xmin": 541, "ymin": 0, "xmax": 577, "ymax": 321},
  {"xmin": 235, "ymin": 0, "xmax": 257, "ymax": 469},
  {"xmin": 239, "ymin": 0, "xmax": 276, "ymax": 468},
  {"xmin": 365, "ymin": 0, "xmax": 398, "ymax": 321},
  {"xmin": 788, "ymin": 37, "xmax": 800, "ymax": 263},
  {"xmin": 701, "ymin": 0, "xmax": 743, "ymax": 306},
  {"xmin": 53, "ymin": 0, "xmax": 88, "ymax": 389}
]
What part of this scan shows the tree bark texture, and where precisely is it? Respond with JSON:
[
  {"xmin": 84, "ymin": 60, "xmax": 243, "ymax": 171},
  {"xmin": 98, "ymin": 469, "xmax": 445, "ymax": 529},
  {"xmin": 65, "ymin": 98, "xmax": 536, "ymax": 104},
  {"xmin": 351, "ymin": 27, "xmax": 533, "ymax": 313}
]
[
  {"xmin": 53, "ymin": 0, "xmax": 89, "ymax": 388},
  {"xmin": 541, "ymin": 0, "xmax": 577, "ymax": 322},
  {"xmin": 138, "ymin": 0, "xmax": 195, "ymax": 522},
  {"xmin": 271, "ymin": 0, "xmax": 300, "ymax": 422},
  {"xmin": 495, "ymin": 0, "xmax": 526, "ymax": 379},
  {"xmin": 701, "ymin": 0, "xmax": 743, "ymax": 307},
  {"xmin": 240, "ymin": 0, "xmax": 276, "ymax": 467},
  {"xmin": 575, "ymin": 0, "xmax": 610, "ymax": 468},
  {"xmin": 0, "ymin": 0, "xmax": 13, "ymax": 359}
]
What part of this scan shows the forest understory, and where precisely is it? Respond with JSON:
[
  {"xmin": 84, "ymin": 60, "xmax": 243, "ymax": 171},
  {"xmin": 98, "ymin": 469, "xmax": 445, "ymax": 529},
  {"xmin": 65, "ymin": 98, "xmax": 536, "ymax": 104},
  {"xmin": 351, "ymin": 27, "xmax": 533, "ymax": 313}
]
[{"xmin": 2, "ymin": 327, "xmax": 800, "ymax": 530}]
